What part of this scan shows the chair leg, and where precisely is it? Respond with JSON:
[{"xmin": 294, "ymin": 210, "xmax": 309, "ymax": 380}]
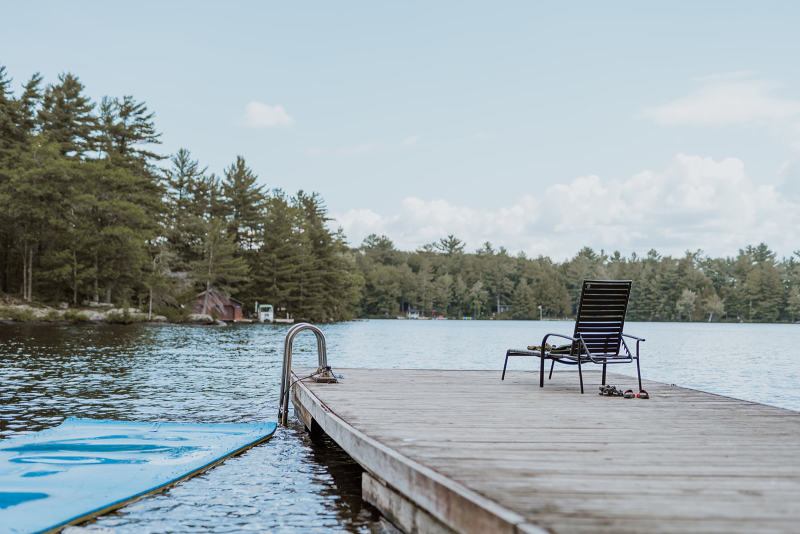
[
  {"xmin": 577, "ymin": 357, "xmax": 584, "ymax": 393},
  {"xmin": 601, "ymin": 362, "xmax": 607, "ymax": 385},
  {"xmin": 548, "ymin": 360, "xmax": 555, "ymax": 379},
  {"xmin": 540, "ymin": 356, "xmax": 545, "ymax": 387},
  {"xmin": 501, "ymin": 352, "xmax": 510, "ymax": 380},
  {"xmin": 636, "ymin": 354, "xmax": 642, "ymax": 392}
]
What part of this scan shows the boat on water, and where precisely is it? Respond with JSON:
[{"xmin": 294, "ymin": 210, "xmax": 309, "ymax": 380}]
[{"xmin": 255, "ymin": 303, "xmax": 294, "ymax": 324}]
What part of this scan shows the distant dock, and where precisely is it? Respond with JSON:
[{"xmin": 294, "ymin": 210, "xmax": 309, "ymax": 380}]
[{"xmin": 292, "ymin": 368, "xmax": 800, "ymax": 534}]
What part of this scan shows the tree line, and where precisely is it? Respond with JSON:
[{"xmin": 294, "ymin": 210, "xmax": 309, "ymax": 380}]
[
  {"xmin": 0, "ymin": 66, "xmax": 360, "ymax": 321},
  {"xmin": 1, "ymin": 66, "xmax": 799, "ymax": 323},
  {"xmin": 357, "ymin": 236, "xmax": 800, "ymax": 322}
]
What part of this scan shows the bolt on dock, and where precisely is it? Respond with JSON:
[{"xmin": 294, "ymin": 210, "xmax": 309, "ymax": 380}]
[{"xmin": 291, "ymin": 368, "xmax": 800, "ymax": 534}]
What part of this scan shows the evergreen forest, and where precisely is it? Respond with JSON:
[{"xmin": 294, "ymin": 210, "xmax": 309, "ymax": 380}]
[{"xmin": 2, "ymin": 67, "xmax": 799, "ymax": 323}]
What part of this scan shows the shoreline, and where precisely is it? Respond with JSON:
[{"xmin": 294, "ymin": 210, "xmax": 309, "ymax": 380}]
[
  {"xmin": 2, "ymin": 301, "xmax": 798, "ymax": 326},
  {"xmin": 0, "ymin": 302, "xmax": 227, "ymax": 326}
]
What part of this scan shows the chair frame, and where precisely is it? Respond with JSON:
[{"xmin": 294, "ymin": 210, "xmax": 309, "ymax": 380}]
[{"xmin": 501, "ymin": 280, "xmax": 645, "ymax": 393}]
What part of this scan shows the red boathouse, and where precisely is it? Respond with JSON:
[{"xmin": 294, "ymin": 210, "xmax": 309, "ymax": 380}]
[{"xmin": 192, "ymin": 290, "xmax": 244, "ymax": 321}]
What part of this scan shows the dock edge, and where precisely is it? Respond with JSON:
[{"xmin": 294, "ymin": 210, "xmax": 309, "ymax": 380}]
[{"xmin": 291, "ymin": 374, "xmax": 548, "ymax": 534}]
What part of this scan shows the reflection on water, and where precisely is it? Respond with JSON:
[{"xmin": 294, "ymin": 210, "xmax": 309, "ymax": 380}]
[
  {"xmin": 0, "ymin": 324, "xmax": 389, "ymax": 533},
  {"xmin": 0, "ymin": 320, "xmax": 797, "ymax": 531}
]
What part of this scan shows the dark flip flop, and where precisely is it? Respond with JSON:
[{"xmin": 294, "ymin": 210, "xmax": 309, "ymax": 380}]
[
  {"xmin": 623, "ymin": 389, "xmax": 635, "ymax": 399},
  {"xmin": 600, "ymin": 386, "xmax": 619, "ymax": 397},
  {"xmin": 637, "ymin": 390, "xmax": 650, "ymax": 399}
]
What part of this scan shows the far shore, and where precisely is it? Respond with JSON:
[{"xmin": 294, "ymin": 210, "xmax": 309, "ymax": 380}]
[
  {"xmin": 1, "ymin": 302, "xmax": 797, "ymax": 326},
  {"xmin": 0, "ymin": 301, "xmax": 227, "ymax": 327}
]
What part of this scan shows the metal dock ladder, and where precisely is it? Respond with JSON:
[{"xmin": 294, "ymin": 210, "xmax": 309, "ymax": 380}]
[{"xmin": 278, "ymin": 323, "xmax": 337, "ymax": 426}]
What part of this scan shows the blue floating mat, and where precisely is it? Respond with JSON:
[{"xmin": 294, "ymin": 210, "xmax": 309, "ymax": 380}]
[{"xmin": 0, "ymin": 418, "xmax": 277, "ymax": 534}]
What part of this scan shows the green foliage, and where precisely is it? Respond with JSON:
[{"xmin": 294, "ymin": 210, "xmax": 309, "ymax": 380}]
[
  {"xmin": 675, "ymin": 289, "xmax": 697, "ymax": 321},
  {"xmin": 352, "ymin": 241, "xmax": 800, "ymax": 323},
  {"xmin": 222, "ymin": 155, "xmax": 263, "ymax": 250},
  {"xmin": 703, "ymin": 293, "xmax": 725, "ymax": 322},
  {"xmin": 153, "ymin": 305, "xmax": 189, "ymax": 324},
  {"xmin": 62, "ymin": 310, "xmax": 90, "ymax": 323},
  {"xmin": 511, "ymin": 280, "xmax": 536, "ymax": 319},
  {"xmin": 38, "ymin": 73, "xmax": 96, "ymax": 157},
  {"xmin": 0, "ymin": 307, "xmax": 34, "ymax": 322},
  {"xmin": 189, "ymin": 218, "xmax": 248, "ymax": 315},
  {"xmin": 97, "ymin": 95, "xmax": 162, "ymax": 162},
  {"xmin": 106, "ymin": 308, "xmax": 135, "ymax": 324}
]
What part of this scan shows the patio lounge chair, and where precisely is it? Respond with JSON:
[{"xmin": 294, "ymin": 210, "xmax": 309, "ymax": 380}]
[{"xmin": 501, "ymin": 280, "xmax": 644, "ymax": 393}]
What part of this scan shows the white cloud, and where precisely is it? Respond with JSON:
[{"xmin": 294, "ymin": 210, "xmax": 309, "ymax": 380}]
[
  {"xmin": 401, "ymin": 135, "xmax": 419, "ymax": 147},
  {"xmin": 243, "ymin": 101, "xmax": 294, "ymax": 128},
  {"xmin": 643, "ymin": 79, "xmax": 800, "ymax": 126},
  {"xmin": 332, "ymin": 154, "xmax": 800, "ymax": 259},
  {"xmin": 334, "ymin": 195, "xmax": 540, "ymax": 251}
]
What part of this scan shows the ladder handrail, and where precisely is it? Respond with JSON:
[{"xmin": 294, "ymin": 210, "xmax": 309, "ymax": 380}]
[{"xmin": 278, "ymin": 323, "xmax": 332, "ymax": 425}]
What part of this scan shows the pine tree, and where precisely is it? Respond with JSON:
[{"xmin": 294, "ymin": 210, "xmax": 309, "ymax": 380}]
[
  {"xmin": 361, "ymin": 234, "xmax": 402, "ymax": 266},
  {"xmin": 189, "ymin": 172, "xmax": 227, "ymax": 221},
  {"xmin": 222, "ymin": 155, "xmax": 264, "ymax": 250},
  {"xmin": 166, "ymin": 148, "xmax": 206, "ymax": 213},
  {"xmin": 164, "ymin": 149, "xmax": 208, "ymax": 269},
  {"xmin": 0, "ymin": 66, "xmax": 22, "ymax": 294},
  {"xmin": 6, "ymin": 141, "xmax": 73, "ymax": 301},
  {"xmin": 81, "ymin": 160, "xmax": 162, "ymax": 303},
  {"xmin": 291, "ymin": 191, "xmax": 361, "ymax": 321},
  {"xmin": 97, "ymin": 95, "xmax": 162, "ymax": 163},
  {"xmin": 250, "ymin": 191, "xmax": 304, "ymax": 313},
  {"xmin": 431, "ymin": 273, "xmax": 453, "ymax": 315},
  {"xmin": 18, "ymin": 73, "xmax": 43, "ymax": 136},
  {"xmin": 38, "ymin": 73, "xmax": 96, "ymax": 157},
  {"xmin": 0, "ymin": 68, "xmax": 53, "ymax": 299},
  {"xmin": 189, "ymin": 218, "xmax": 248, "ymax": 315},
  {"xmin": 436, "ymin": 234, "xmax": 465, "ymax": 257},
  {"xmin": 145, "ymin": 243, "xmax": 176, "ymax": 319},
  {"xmin": 511, "ymin": 279, "xmax": 536, "ymax": 319},
  {"xmin": 0, "ymin": 66, "xmax": 25, "ymax": 157}
]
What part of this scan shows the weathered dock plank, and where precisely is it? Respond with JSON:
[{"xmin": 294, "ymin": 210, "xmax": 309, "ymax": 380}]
[{"xmin": 291, "ymin": 369, "xmax": 800, "ymax": 534}]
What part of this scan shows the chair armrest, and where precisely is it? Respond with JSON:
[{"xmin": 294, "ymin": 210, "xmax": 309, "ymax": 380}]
[
  {"xmin": 621, "ymin": 334, "xmax": 644, "ymax": 360},
  {"xmin": 542, "ymin": 333, "xmax": 586, "ymax": 360},
  {"xmin": 541, "ymin": 333, "xmax": 576, "ymax": 345},
  {"xmin": 622, "ymin": 333, "xmax": 646, "ymax": 342}
]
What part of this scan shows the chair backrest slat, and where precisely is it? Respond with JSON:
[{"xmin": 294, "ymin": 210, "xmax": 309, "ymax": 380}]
[{"xmin": 572, "ymin": 280, "xmax": 631, "ymax": 356}]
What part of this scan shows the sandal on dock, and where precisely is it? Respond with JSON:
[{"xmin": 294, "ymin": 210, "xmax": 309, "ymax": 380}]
[
  {"xmin": 637, "ymin": 390, "xmax": 650, "ymax": 399},
  {"xmin": 599, "ymin": 385, "xmax": 623, "ymax": 397},
  {"xmin": 623, "ymin": 389, "xmax": 635, "ymax": 399}
]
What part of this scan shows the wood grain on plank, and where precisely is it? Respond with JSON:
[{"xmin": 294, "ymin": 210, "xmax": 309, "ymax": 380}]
[{"xmin": 293, "ymin": 369, "xmax": 800, "ymax": 534}]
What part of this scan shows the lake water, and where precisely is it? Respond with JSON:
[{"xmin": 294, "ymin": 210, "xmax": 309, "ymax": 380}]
[{"xmin": 1, "ymin": 320, "xmax": 798, "ymax": 532}]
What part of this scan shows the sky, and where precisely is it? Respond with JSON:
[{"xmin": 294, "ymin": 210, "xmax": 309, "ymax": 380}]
[{"xmin": 3, "ymin": 1, "xmax": 800, "ymax": 259}]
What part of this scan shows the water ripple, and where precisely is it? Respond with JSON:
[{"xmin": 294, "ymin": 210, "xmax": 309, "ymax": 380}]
[{"xmin": 1, "ymin": 320, "xmax": 797, "ymax": 532}]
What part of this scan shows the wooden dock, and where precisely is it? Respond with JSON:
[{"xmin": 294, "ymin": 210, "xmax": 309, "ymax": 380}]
[{"xmin": 291, "ymin": 368, "xmax": 800, "ymax": 534}]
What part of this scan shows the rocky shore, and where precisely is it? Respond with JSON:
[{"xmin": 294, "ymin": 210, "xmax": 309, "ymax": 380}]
[{"xmin": 0, "ymin": 302, "xmax": 226, "ymax": 326}]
